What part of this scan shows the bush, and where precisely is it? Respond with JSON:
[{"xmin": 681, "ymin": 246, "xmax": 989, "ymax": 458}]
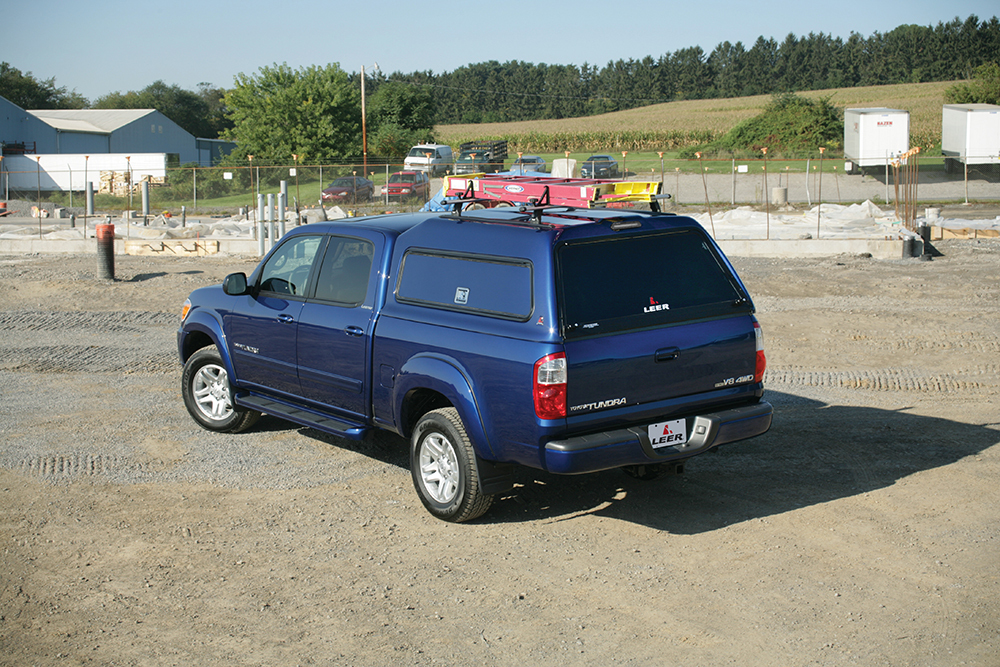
[
  {"xmin": 945, "ymin": 62, "xmax": 1000, "ymax": 105},
  {"xmin": 682, "ymin": 94, "xmax": 843, "ymax": 158}
]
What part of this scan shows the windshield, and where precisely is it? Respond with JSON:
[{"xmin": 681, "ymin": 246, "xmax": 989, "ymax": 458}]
[
  {"xmin": 458, "ymin": 151, "xmax": 481, "ymax": 161},
  {"xmin": 329, "ymin": 178, "xmax": 360, "ymax": 188},
  {"xmin": 389, "ymin": 173, "xmax": 417, "ymax": 183},
  {"xmin": 407, "ymin": 148, "xmax": 434, "ymax": 158},
  {"xmin": 558, "ymin": 229, "xmax": 749, "ymax": 338}
]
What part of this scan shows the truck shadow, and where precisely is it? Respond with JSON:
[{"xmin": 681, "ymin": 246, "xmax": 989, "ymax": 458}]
[{"xmin": 485, "ymin": 390, "xmax": 1000, "ymax": 532}]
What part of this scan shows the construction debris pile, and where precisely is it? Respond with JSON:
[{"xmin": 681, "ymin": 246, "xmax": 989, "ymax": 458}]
[{"xmin": 98, "ymin": 171, "xmax": 167, "ymax": 196}]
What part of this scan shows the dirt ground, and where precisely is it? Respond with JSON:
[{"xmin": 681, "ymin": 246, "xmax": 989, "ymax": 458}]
[{"xmin": 1, "ymin": 240, "xmax": 998, "ymax": 666}]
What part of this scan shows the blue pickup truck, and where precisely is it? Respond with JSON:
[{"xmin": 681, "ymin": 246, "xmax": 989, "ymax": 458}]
[{"xmin": 178, "ymin": 204, "xmax": 772, "ymax": 522}]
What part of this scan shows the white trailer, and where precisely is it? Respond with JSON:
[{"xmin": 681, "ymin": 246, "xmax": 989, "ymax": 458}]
[
  {"xmin": 843, "ymin": 108, "xmax": 910, "ymax": 173},
  {"xmin": 941, "ymin": 104, "xmax": 1000, "ymax": 172}
]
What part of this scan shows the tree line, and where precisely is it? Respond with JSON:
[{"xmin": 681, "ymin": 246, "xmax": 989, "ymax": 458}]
[{"xmin": 381, "ymin": 14, "xmax": 999, "ymax": 124}]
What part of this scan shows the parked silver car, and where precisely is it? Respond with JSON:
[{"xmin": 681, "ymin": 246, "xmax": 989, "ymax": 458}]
[{"xmin": 511, "ymin": 155, "xmax": 546, "ymax": 173}]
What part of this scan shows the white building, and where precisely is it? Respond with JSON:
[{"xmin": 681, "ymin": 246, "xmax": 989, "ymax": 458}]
[{"xmin": 1, "ymin": 95, "xmax": 234, "ymax": 167}]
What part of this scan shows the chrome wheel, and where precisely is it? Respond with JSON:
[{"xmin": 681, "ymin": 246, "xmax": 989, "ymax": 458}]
[
  {"xmin": 418, "ymin": 432, "xmax": 460, "ymax": 504},
  {"xmin": 410, "ymin": 408, "xmax": 494, "ymax": 522},
  {"xmin": 182, "ymin": 347, "xmax": 260, "ymax": 433},
  {"xmin": 192, "ymin": 362, "xmax": 234, "ymax": 423}
]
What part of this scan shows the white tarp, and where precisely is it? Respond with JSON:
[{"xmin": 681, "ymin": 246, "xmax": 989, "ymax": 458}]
[{"xmin": 690, "ymin": 201, "xmax": 998, "ymax": 240}]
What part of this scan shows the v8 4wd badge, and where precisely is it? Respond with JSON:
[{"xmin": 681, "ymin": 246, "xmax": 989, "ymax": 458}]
[{"xmin": 715, "ymin": 374, "xmax": 754, "ymax": 388}]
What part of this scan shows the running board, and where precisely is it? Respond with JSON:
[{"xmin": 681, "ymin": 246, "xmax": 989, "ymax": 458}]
[{"xmin": 236, "ymin": 394, "xmax": 370, "ymax": 440}]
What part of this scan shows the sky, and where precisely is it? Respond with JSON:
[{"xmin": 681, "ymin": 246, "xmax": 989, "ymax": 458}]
[{"xmin": 5, "ymin": 0, "xmax": 998, "ymax": 103}]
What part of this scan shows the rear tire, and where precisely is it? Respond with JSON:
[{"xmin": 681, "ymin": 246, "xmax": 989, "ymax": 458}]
[
  {"xmin": 182, "ymin": 347, "xmax": 261, "ymax": 433},
  {"xmin": 410, "ymin": 408, "xmax": 494, "ymax": 522}
]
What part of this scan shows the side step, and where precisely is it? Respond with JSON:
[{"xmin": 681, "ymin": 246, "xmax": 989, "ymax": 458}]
[{"xmin": 236, "ymin": 394, "xmax": 370, "ymax": 440}]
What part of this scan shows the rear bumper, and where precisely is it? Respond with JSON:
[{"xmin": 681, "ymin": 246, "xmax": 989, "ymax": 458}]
[{"xmin": 543, "ymin": 401, "xmax": 773, "ymax": 474}]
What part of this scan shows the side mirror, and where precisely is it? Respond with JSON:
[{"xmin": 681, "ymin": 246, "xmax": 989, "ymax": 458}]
[{"xmin": 222, "ymin": 272, "xmax": 248, "ymax": 296}]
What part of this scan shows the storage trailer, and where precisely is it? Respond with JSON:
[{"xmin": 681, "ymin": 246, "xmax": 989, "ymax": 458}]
[
  {"xmin": 843, "ymin": 108, "xmax": 910, "ymax": 173},
  {"xmin": 941, "ymin": 104, "xmax": 1000, "ymax": 173}
]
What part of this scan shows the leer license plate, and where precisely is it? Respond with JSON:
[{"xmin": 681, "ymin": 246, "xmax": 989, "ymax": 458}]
[{"xmin": 648, "ymin": 419, "xmax": 687, "ymax": 448}]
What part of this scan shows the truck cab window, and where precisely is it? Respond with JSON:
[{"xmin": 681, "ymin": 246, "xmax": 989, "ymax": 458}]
[
  {"xmin": 313, "ymin": 236, "xmax": 375, "ymax": 305},
  {"xmin": 258, "ymin": 235, "xmax": 323, "ymax": 296}
]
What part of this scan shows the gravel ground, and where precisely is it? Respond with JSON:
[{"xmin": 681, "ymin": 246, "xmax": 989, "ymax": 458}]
[{"xmin": 0, "ymin": 244, "xmax": 998, "ymax": 666}]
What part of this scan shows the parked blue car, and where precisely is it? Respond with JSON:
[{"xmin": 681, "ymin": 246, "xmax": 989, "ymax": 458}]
[{"xmin": 178, "ymin": 203, "xmax": 771, "ymax": 521}]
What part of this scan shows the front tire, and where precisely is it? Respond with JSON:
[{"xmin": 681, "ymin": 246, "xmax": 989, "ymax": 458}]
[
  {"xmin": 182, "ymin": 347, "xmax": 260, "ymax": 433},
  {"xmin": 410, "ymin": 408, "xmax": 493, "ymax": 522}
]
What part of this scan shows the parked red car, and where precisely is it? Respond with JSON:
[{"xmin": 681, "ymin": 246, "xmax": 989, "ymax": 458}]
[
  {"xmin": 381, "ymin": 171, "xmax": 431, "ymax": 201},
  {"xmin": 322, "ymin": 176, "xmax": 374, "ymax": 203}
]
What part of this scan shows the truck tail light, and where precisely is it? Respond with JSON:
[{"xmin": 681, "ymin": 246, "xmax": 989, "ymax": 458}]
[
  {"xmin": 753, "ymin": 317, "xmax": 767, "ymax": 383},
  {"xmin": 534, "ymin": 352, "xmax": 567, "ymax": 420}
]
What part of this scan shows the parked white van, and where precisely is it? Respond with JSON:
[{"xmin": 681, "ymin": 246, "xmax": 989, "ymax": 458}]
[{"xmin": 403, "ymin": 144, "xmax": 454, "ymax": 175}]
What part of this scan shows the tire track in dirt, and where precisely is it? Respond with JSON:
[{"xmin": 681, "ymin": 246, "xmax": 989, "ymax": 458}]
[
  {"xmin": 17, "ymin": 453, "xmax": 149, "ymax": 477},
  {"xmin": 0, "ymin": 345, "xmax": 176, "ymax": 374},
  {"xmin": 0, "ymin": 310, "xmax": 176, "ymax": 332},
  {"xmin": 765, "ymin": 366, "xmax": 998, "ymax": 393},
  {"xmin": 0, "ymin": 310, "xmax": 176, "ymax": 375},
  {"xmin": 837, "ymin": 332, "xmax": 1000, "ymax": 355}
]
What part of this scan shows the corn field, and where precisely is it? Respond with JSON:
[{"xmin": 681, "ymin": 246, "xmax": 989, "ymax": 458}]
[{"xmin": 436, "ymin": 80, "xmax": 956, "ymax": 153}]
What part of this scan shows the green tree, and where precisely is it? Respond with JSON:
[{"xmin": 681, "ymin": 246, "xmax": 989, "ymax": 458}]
[
  {"xmin": 0, "ymin": 62, "xmax": 87, "ymax": 109},
  {"xmin": 221, "ymin": 62, "xmax": 361, "ymax": 166},
  {"xmin": 368, "ymin": 124, "xmax": 431, "ymax": 159},
  {"xmin": 708, "ymin": 41, "xmax": 747, "ymax": 98},
  {"xmin": 94, "ymin": 81, "xmax": 214, "ymax": 137},
  {"xmin": 367, "ymin": 81, "xmax": 435, "ymax": 132},
  {"xmin": 742, "ymin": 37, "xmax": 779, "ymax": 95},
  {"xmin": 671, "ymin": 47, "xmax": 712, "ymax": 100},
  {"xmin": 945, "ymin": 61, "xmax": 1000, "ymax": 104},
  {"xmin": 540, "ymin": 64, "xmax": 584, "ymax": 120},
  {"xmin": 883, "ymin": 24, "xmax": 939, "ymax": 83},
  {"xmin": 196, "ymin": 82, "xmax": 233, "ymax": 138}
]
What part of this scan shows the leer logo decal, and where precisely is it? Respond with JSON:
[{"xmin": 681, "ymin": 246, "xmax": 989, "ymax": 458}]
[
  {"xmin": 644, "ymin": 297, "xmax": 669, "ymax": 313},
  {"xmin": 650, "ymin": 422, "xmax": 685, "ymax": 447}
]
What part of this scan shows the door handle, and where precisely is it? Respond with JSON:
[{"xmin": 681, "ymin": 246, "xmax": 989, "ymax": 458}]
[
  {"xmin": 655, "ymin": 347, "xmax": 679, "ymax": 362},
  {"xmin": 345, "ymin": 326, "xmax": 365, "ymax": 337},
  {"xmin": 277, "ymin": 314, "xmax": 294, "ymax": 324}
]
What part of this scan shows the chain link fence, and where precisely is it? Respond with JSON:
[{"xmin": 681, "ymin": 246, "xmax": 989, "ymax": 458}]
[{"xmin": 1, "ymin": 154, "xmax": 997, "ymax": 218}]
